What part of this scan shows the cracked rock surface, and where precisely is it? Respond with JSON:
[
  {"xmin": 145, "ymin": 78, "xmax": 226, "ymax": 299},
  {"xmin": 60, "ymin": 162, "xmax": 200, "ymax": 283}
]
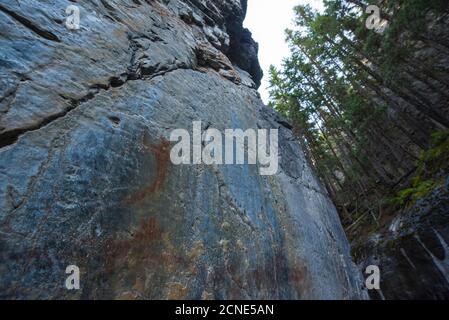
[
  {"xmin": 355, "ymin": 177, "xmax": 449, "ymax": 300},
  {"xmin": 0, "ymin": 0, "xmax": 366, "ymax": 299}
]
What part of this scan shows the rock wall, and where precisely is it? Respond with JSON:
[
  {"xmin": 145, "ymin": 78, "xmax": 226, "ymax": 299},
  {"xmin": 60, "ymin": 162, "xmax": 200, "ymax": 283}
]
[
  {"xmin": 0, "ymin": 0, "xmax": 366, "ymax": 299},
  {"xmin": 356, "ymin": 176, "xmax": 449, "ymax": 300}
]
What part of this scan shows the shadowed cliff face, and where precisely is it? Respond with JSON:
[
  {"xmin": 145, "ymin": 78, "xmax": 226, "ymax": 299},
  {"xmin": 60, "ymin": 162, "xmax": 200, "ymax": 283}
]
[
  {"xmin": 0, "ymin": 0, "xmax": 366, "ymax": 299},
  {"xmin": 356, "ymin": 177, "xmax": 449, "ymax": 300}
]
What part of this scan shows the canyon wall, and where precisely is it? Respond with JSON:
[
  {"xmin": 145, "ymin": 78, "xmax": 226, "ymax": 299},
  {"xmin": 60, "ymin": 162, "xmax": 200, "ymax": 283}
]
[
  {"xmin": 356, "ymin": 176, "xmax": 449, "ymax": 299},
  {"xmin": 0, "ymin": 0, "xmax": 366, "ymax": 299}
]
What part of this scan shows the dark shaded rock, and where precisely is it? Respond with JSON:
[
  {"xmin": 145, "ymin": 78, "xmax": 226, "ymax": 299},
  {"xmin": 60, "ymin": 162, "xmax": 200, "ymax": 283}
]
[
  {"xmin": 355, "ymin": 177, "xmax": 449, "ymax": 300},
  {"xmin": 227, "ymin": 27, "xmax": 263, "ymax": 88},
  {"xmin": 171, "ymin": 0, "xmax": 263, "ymax": 87}
]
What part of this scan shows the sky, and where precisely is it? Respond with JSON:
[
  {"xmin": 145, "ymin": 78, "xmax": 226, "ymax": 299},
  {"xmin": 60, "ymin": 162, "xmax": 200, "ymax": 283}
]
[{"xmin": 244, "ymin": 0, "xmax": 324, "ymax": 104}]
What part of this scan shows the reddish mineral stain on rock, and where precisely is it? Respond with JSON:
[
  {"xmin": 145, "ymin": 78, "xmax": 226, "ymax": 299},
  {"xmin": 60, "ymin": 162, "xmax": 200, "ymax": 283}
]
[{"xmin": 126, "ymin": 135, "xmax": 171, "ymax": 203}]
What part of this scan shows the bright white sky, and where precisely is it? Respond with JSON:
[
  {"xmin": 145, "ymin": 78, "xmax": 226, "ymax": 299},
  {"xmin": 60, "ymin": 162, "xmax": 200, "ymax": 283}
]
[{"xmin": 244, "ymin": 0, "xmax": 324, "ymax": 103}]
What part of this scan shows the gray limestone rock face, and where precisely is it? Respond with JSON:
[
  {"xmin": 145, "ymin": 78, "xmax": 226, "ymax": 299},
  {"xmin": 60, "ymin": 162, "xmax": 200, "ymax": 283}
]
[{"xmin": 0, "ymin": 0, "xmax": 366, "ymax": 299}]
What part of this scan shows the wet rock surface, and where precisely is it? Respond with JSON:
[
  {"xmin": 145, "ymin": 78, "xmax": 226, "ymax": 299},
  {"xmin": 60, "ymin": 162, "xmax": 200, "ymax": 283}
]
[
  {"xmin": 356, "ymin": 177, "xmax": 449, "ymax": 300},
  {"xmin": 0, "ymin": 0, "xmax": 365, "ymax": 299}
]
